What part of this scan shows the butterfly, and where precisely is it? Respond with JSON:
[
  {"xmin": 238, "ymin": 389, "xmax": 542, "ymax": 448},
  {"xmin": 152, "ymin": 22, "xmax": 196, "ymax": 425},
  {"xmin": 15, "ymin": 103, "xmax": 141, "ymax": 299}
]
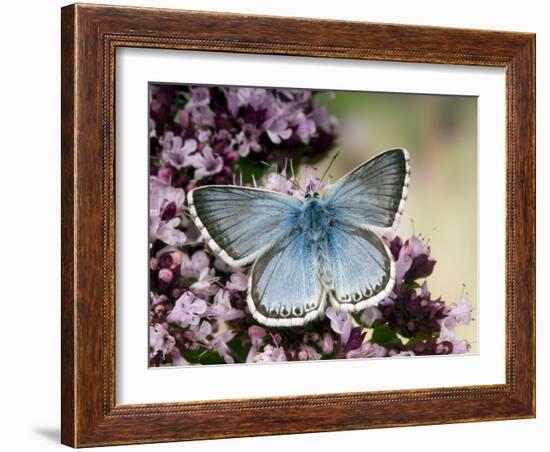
[{"xmin": 187, "ymin": 148, "xmax": 410, "ymax": 327}]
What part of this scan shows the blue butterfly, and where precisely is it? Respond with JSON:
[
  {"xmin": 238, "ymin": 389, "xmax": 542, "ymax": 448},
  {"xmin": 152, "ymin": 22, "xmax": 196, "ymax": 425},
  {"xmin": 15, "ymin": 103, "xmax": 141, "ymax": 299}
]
[{"xmin": 188, "ymin": 148, "xmax": 410, "ymax": 327}]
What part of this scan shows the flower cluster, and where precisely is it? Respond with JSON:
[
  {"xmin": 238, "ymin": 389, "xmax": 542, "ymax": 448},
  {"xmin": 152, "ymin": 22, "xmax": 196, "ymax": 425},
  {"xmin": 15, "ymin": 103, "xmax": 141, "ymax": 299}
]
[
  {"xmin": 149, "ymin": 84, "xmax": 338, "ymax": 365},
  {"xmin": 148, "ymin": 84, "xmax": 473, "ymax": 366}
]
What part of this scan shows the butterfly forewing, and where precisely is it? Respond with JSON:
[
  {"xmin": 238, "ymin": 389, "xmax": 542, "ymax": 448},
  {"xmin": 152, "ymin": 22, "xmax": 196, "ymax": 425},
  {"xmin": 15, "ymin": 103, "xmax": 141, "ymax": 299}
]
[
  {"xmin": 188, "ymin": 186, "xmax": 302, "ymax": 267},
  {"xmin": 324, "ymin": 148, "xmax": 410, "ymax": 230}
]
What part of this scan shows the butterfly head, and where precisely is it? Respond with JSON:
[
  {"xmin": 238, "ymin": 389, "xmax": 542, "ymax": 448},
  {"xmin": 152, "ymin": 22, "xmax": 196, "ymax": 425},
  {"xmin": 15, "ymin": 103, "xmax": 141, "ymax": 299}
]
[{"xmin": 304, "ymin": 190, "xmax": 321, "ymax": 201}]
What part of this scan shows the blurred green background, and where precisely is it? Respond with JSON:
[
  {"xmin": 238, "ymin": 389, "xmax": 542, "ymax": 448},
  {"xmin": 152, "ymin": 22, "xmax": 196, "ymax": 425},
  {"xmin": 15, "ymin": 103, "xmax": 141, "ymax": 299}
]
[{"xmin": 311, "ymin": 91, "xmax": 478, "ymax": 352}]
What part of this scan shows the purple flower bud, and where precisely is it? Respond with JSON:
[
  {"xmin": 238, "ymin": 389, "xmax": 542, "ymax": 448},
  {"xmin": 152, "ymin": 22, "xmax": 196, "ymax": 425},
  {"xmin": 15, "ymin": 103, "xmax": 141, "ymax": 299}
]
[
  {"xmin": 224, "ymin": 150, "xmax": 240, "ymax": 162},
  {"xmin": 160, "ymin": 253, "xmax": 174, "ymax": 269},
  {"xmin": 389, "ymin": 236, "xmax": 403, "ymax": 260},
  {"xmin": 179, "ymin": 110, "xmax": 189, "ymax": 129},
  {"xmin": 161, "ymin": 201, "xmax": 177, "ymax": 221},
  {"xmin": 158, "ymin": 268, "xmax": 173, "ymax": 284},
  {"xmin": 321, "ymin": 333, "xmax": 334, "ymax": 354},
  {"xmin": 406, "ymin": 254, "xmax": 436, "ymax": 281},
  {"xmin": 346, "ymin": 327, "xmax": 366, "ymax": 351},
  {"xmin": 309, "ymin": 333, "xmax": 320, "ymax": 342},
  {"xmin": 171, "ymin": 288, "xmax": 182, "ymax": 299},
  {"xmin": 248, "ymin": 325, "xmax": 266, "ymax": 341},
  {"xmin": 157, "ymin": 166, "xmax": 173, "ymax": 182},
  {"xmin": 149, "ymin": 257, "xmax": 159, "ymax": 271}
]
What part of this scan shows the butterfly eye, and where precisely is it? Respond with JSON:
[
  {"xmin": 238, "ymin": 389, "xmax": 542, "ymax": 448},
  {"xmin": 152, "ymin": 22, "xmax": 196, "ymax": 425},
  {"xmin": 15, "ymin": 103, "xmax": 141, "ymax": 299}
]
[
  {"xmin": 313, "ymin": 192, "xmax": 320, "ymax": 199},
  {"xmin": 305, "ymin": 193, "xmax": 311, "ymax": 199}
]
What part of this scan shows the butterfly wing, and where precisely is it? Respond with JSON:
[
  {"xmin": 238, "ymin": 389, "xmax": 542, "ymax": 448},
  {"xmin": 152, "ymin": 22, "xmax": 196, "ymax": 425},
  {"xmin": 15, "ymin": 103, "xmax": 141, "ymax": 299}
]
[
  {"xmin": 188, "ymin": 186, "xmax": 302, "ymax": 267},
  {"xmin": 248, "ymin": 232, "xmax": 325, "ymax": 327},
  {"xmin": 322, "ymin": 223, "xmax": 395, "ymax": 311},
  {"xmin": 323, "ymin": 148, "xmax": 410, "ymax": 230}
]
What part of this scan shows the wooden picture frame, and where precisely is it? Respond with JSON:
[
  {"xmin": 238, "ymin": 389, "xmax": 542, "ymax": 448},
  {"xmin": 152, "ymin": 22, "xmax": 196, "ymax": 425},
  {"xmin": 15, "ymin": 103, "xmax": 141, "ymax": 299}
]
[{"xmin": 61, "ymin": 3, "xmax": 535, "ymax": 447}]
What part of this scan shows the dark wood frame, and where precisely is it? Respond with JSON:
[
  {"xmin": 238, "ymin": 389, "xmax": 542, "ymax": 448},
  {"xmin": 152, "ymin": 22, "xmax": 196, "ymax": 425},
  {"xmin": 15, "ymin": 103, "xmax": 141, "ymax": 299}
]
[{"xmin": 61, "ymin": 3, "xmax": 536, "ymax": 447}]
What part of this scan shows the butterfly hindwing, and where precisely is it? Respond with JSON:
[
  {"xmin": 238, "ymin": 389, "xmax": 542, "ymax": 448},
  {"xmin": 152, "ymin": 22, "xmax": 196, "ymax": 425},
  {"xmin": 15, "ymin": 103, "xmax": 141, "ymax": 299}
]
[
  {"xmin": 248, "ymin": 232, "xmax": 325, "ymax": 327},
  {"xmin": 321, "ymin": 223, "xmax": 395, "ymax": 311},
  {"xmin": 324, "ymin": 148, "xmax": 410, "ymax": 230},
  {"xmin": 188, "ymin": 186, "xmax": 302, "ymax": 267}
]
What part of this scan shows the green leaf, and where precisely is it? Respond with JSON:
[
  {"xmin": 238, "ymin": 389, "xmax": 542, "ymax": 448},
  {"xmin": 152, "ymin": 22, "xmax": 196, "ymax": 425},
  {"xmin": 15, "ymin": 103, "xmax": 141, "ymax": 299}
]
[
  {"xmin": 405, "ymin": 331, "xmax": 434, "ymax": 346},
  {"xmin": 233, "ymin": 157, "xmax": 269, "ymax": 185},
  {"xmin": 183, "ymin": 348, "xmax": 226, "ymax": 365},
  {"xmin": 227, "ymin": 336, "xmax": 248, "ymax": 363},
  {"xmin": 176, "ymin": 277, "xmax": 197, "ymax": 286},
  {"xmin": 371, "ymin": 324, "xmax": 401, "ymax": 346},
  {"xmin": 404, "ymin": 281, "xmax": 421, "ymax": 290}
]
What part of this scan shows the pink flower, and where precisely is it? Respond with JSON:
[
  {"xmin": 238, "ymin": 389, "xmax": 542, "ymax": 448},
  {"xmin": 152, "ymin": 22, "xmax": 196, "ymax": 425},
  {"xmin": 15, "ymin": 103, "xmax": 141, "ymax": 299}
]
[
  {"xmin": 151, "ymin": 293, "xmax": 168, "ymax": 306},
  {"xmin": 149, "ymin": 176, "xmax": 187, "ymax": 246},
  {"xmin": 360, "ymin": 305, "xmax": 383, "ymax": 327},
  {"xmin": 263, "ymin": 108, "xmax": 292, "ymax": 144},
  {"xmin": 149, "ymin": 324, "xmax": 175, "ymax": 359},
  {"xmin": 149, "ymin": 217, "xmax": 187, "ymax": 247},
  {"xmin": 312, "ymin": 104, "xmax": 337, "ymax": 133},
  {"xmin": 301, "ymin": 165, "xmax": 331, "ymax": 194},
  {"xmin": 254, "ymin": 344, "xmax": 287, "ymax": 363},
  {"xmin": 298, "ymin": 344, "xmax": 321, "ymax": 361},
  {"xmin": 209, "ymin": 330, "xmax": 236, "ymax": 364},
  {"xmin": 197, "ymin": 129, "xmax": 212, "ymax": 143},
  {"xmin": 389, "ymin": 350, "xmax": 416, "ymax": 357},
  {"xmin": 326, "ymin": 307, "xmax": 353, "ymax": 345},
  {"xmin": 209, "ymin": 289, "xmax": 245, "ymax": 321},
  {"xmin": 158, "ymin": 268, "xmax": 173, "ymax": 284},
  {"xmin": 226, "ymin": 272, "xmax": 248, "ymax": 291},
  {"xmin": 161, "ymin": 134, "xmax": 198, "ymax": 169},
  {"xmin": 170, "ymin": 347, "xmax": 189, "ymax": 366},
  {"xmin": 188, "ymin": 320, "xmax": 212, "ymax": 342},
  {"xmin": 187, "ymin": 145, "xmax": 223, "ymax": 180},
  {"xmin": 185, "ymin": 87, "xmax": 211, "ymax": 109},
  {"xmin": 451, "ymin": 339, "xmax": 471, "ymax": 354},
  {"xmin": 291, "ymin": 111, "xmax": 316, "ymax": 144},
  {"xmin": 190, "ymin": 268, "xmax": 219, "ymax": 298},
  {"xmin": 149, "ymin": 176, "xmax": 186, "ymax": 213},
  {"xmin": 264, "ymin": 171, "xmax": 295, "ymax": 195},
  {"xmin": 248, "ymin": 325, "xmax": 266, "ymax": 344},
  {"xmin": 406, "ymin": 235, "xmax": 430, "ymax": 257},
  {"xmin": 439, "ymin": 295, "xmax": 473, "ymax": 341},
  {"xmin": 235, "ymin": 124, "xmax": 262, "ymax": 157},
  {"xmin": 394, "ymin": 235, "xmax": 432, "ymax": 285},
  {"xmin": 346, "ymin": 342, "xmax": 388, "ymax": 359},
  {"xmin": 166, "ymin": 291, "xmax": 207, "ymax": 328},
  {"xmin": 180, "ymin": 250, "xmax": 210, "ymax": 279},
  {"xmin": 395, "ymin": 250, "xmax": 413, "ymax": 285},
  {"xmin": 321, "ymin": 332, "xmax": 334, "ymax": 354}
]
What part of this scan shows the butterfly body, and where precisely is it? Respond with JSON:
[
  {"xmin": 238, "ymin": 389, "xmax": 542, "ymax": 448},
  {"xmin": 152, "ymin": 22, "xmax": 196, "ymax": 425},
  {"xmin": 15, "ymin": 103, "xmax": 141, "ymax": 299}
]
[{"xmin": 188, "ymin": 148, "xmax": 410, "ymax": 327}]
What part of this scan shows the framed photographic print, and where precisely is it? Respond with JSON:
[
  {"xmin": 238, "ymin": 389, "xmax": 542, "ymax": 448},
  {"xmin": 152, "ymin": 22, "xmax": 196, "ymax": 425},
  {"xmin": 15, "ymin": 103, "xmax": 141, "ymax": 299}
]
[{"xmin": 61, "ymin": 3, "xmax": 536, "ymax": 447}]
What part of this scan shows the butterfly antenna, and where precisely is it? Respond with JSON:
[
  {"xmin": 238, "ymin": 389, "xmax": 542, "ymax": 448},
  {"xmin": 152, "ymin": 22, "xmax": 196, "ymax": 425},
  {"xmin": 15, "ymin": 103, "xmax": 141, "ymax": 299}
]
[
  {"xmin": 410, "ymin": 218, "xmax": 416, "ymax": 236},
  {"xmin": 319, "ymin": 152, "xmax": 340, "ymax": 188}
]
